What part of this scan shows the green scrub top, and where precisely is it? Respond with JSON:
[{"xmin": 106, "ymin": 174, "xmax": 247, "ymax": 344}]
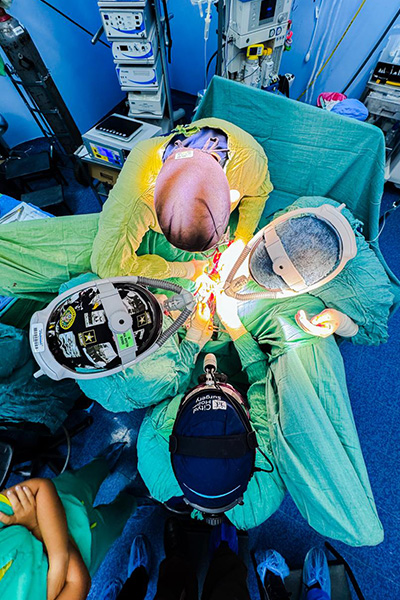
[{"xmin": 0, "ymin": 494, "xmax": 48, "ymax": 600}]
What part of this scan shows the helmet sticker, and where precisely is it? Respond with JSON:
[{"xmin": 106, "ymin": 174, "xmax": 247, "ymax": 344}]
[
  {"xmin": 212, "ymin": 399, "xmax": 227, "ymax": 410},
  {"xmin": 32, "ymin": 323, "xmax": 45, "ymax": 353},
  {"xmin": 174, "ymin": 150, "xmax": 194, "ymax": 160},
  {"xmin": 117, "ymin": 330, "xmax": 135, "ymax": 351},
  {"xmin": 78, "ymin": 330, "xmax": 97, "ymax": 347},
  {"xmin": 84, "ymin": 311, "xmax": 106, "ymax": 327},
  {"xmin": 59, "ymin": 306, "xmax": 76, "ymax": 330},
  {"xmin": 59, "ymin": 332, "xmax": 81, "ymax": 358},
  {"xmin": 136, "ymin": 312, "xmax": 152, "ymax": 327},
  {"xmin": 83, "ymin": 342, "xmax": 118, "ymax": 368}
]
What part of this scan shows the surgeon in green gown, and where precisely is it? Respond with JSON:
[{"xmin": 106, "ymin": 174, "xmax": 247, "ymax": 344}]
[
  {"xmin": 136, "ymin": 196, "xmax": 393, "ymax": 546},
  {"xmin": 57, "ymin": 272, "xmax": 214, "ymax": 412}
]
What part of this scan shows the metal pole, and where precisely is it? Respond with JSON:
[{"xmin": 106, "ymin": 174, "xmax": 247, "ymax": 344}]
[{"xmin": 216, "ymin": 0, "xmax": 225, "ymax": 77}]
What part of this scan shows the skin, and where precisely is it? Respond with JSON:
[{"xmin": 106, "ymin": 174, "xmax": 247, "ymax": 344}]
[{"xmin": 0, "ymin": 480, "xmax": 91, "ymax": 600}]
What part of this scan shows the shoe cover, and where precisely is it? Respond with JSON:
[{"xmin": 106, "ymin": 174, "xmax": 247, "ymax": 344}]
[
  {"xmin": 127, "ymin": 534, "xmax": 151, "ymax": 577},
  {"xmin": 256, "ymin": 549, "xmax": 290, "ymax": 583},
  {"xmin": 302, "ymin": 547, "xmax": 331, "ymax": 598},
  {"xmin": 209, "ymin": 522, "xmax": 239, "ymax": 557},
  {"xmin": 100, "ymin": 578, "xmax": 123, "ymax": 600},
  {"xmin": 256, "ymin": 550, "xmax": 289, "ymax": 582}
]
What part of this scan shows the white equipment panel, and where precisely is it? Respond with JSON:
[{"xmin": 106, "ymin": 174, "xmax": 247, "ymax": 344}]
[
  {"xmin": 112, "ymin": 24, "xmax": 157, "ymax": 64},
  {"xmin": 82, "ymin": 114, "xmax": 161, "ymax": 168},
  {"xmin": 99, "ymin": 3, "xmax": 153, "ymax": 40},
  {"xmin": 128, "ymin": 78, "xmax": 166, "ymax": 117},
  {"xmin": 228, "ymin": 0, "xmax": 292, "ymax": 48},
  {"xmin": 116, "ymin": 55, "xmax": 162, "ymax": 91}
]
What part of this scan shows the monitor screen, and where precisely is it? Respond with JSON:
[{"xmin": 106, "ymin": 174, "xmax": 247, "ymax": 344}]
[
  {"xmin": 259, "ymin": 0, "xmax": 277, "ymax": 23},
  {"xmin": 95, "ymin": 115, "xmax": 143, "ymax": 140}
]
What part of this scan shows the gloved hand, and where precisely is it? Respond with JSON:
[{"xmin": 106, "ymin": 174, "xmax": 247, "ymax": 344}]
[
  {"xmin": 218, "ymin": 239, "xmax": 246, "ymax": 285},
  {"xmin": 295, "ymin": 308, "xmax": 359, "ymax": 338},
  {"xmin": 216, "ymin": 291, "xmax": 247, "ymax": 341},
  {"xmin": 170, "ymin": 260, "xmax": 209, "ymax": 281},
  {"xmin": 186, "ymin": 302, "xmax": 213, "ymax": 349}
]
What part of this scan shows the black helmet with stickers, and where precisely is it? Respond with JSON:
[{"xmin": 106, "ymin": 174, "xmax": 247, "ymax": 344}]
[{"xmin": 30, "ymin": 276, "xmax": 195, "ymax": 380}]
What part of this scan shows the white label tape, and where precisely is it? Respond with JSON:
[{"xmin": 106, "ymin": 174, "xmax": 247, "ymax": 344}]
[
  {"xmin": 32, "ymin": 323, "xmax": 45, "ymax": 353},
  {"xmin": 174, "ymin": 150, "xmax": 194, "ymax": 160}
]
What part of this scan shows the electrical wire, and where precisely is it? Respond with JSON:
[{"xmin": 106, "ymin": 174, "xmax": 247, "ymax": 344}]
[
  {"xmin": 59, "ymin": 425, "xmax": 71, "ymax": 474},
  {"xmin": 367, "ymin": 201, "xmax": 400, "ymax": 243},
  {"xmin": 223, "ymin": 50, "xmax": 242, "ymax": 77},
  {"xmin": 304, "ymin": 0, "xmax": 334, "ymax": 104},
  {"xmin": 297, "ymin": 0, "xmax": 367, "ymax": 101},
  {"xmin": 207, "ymin": 39, "xmax": 232, "ymax": 79},
  {"xmin": 206, "ymin": 49, "xmax": 218, "ymax": 78},
  {"xmin": 37, "ymin": 0, "xmax": 110, "ymax": 48},
  {"xmin": 160, "ymin": 0, "xmax": 172, "ymax": 63},
  {"xmin": 342, "ymin": 7, "xmax": 400, "ymax": 94},
  {"xmin": 255, "ymin": 448, "xmax": 274, "ymax": 473}
]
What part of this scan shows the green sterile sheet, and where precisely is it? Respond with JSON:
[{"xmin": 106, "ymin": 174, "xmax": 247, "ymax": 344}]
[{"xmin": 195, "ymin": 76, "xmax": 400, "ymax": 311}]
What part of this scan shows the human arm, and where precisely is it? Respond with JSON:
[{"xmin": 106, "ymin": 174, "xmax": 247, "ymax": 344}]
[
  {"xmin": 1, "ymin": 478, "xmax": 69, "ymax": 600},
  {"xmin": 234, "ymin": 150, "xmax": 273, "ymax": 243},
  {"xmin": 54, "ymin": 542, "xmax": 91, "ymax": 600},
  {"xmin": 215, "ymin": 292, "xmax": 267, "ymax": 385},
  {"xmin": 295, "ymin": 308, "xmax": 359, "ymax": 338},
  {"xmin": 288, "ymin": 196, "xmax": 394, "ymax": 345},
  {"xmin": 185, "ymin": 301, "xmax": 213, "ymax": 349}
]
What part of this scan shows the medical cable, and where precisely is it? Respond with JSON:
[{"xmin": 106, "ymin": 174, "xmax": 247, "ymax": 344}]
[
  {"xmin": 305, "ymin": 0, "xmax": 341, "ymax": 104},
  {"xmin": 297, "ymin": 0, "xmax": 367, "ymax": 101},
  {"xmin": 207, "ymin": 40, "xmax": 232, "ymax": 78},
  {"xmin": 303, "ymin": 0, "xmax": 334, "ymax": 104},
  {"xmin": 58, "ymin": 426, "xmax": 71, "ymax": 474},
  {"xmin": 206, "ymin": 49, "xmax": 218, "ymax": 77},
  {"xmin": 254, "ymin": 447, "xmax": 274, "ymax": 473},
  {"xmin": 160, "ymin": 0, "xmax": 172, "ymax": 63},
  {"xmin": 36, "ymin": 0, "xmax": 110, "ymax": 48},
  {"xmin": 224, "ymin": 50, "xmax": 242, "ymax": 77},
  {"xmin": 304, "ymin": 0, "xmax": 322, "ymax": 63},
  {"xmin": 342, "ymin": 7, "xmax": 400, "ymax": 94},
  {"xmin": 210, "ymin": 371, "xmax": 275, "ymax": 474},
  {"xmin": 367, "ymin": 201, "xmax": 400, "ymax": 244}
]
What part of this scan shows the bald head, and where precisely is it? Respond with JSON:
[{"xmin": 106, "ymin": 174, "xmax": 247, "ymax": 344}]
[{"xmin": 154, "ymin": 149, "xmax": 231, "ymax": 251}]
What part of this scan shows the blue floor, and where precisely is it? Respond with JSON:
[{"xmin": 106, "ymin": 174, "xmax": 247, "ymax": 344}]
[{"xmin": 8, "ymin": 145, "xmax": 400, "ymax": 598}]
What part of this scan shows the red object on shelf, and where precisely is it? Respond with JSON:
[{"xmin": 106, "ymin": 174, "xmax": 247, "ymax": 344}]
[{"xmin": 0, "ymin": 8, "xmax": 11, "ymax": 22}]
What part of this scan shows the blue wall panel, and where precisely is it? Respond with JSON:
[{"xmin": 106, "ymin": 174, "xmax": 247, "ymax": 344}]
[
  {"xmin": 0, "ymin": 0, "xmax": 123, "ymax": 147},
  {"xmin": 168, "ymin": 0, "xmax": 218, "ymax": 96},
  {"xmin": 280, "ymin": 0, "xmax": 400, "ymax": 104},
  {"xmin": 1, "ymin": 0, "xmax": 400, "ymax": 147}
]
